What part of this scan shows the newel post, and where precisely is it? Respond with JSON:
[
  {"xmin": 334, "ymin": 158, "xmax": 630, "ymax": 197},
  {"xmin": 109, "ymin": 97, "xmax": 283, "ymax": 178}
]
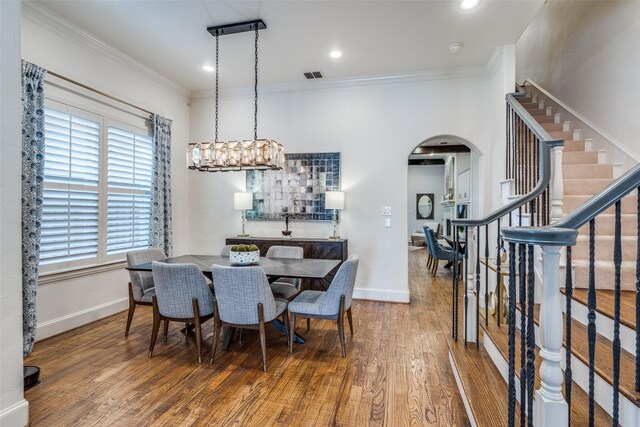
[
  {"xmin": 465, "ymin": 227, "xmax": 477, "ymax": 343},
  {"xmin": 550, "ymin": 145, "xmax": 564, "ymax": 223},
  {"xmin": 535, "ymin": 244, "xmax": 567, "ymax": 426}
]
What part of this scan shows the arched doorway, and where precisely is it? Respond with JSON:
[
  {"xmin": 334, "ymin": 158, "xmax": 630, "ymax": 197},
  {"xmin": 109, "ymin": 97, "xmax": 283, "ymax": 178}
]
[{"xmin": 407, "ymin": 135, "xmax": 482, "ymax": 291}]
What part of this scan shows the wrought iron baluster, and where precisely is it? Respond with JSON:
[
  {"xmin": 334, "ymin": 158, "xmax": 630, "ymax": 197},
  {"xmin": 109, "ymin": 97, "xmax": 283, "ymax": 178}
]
[
  {"xmin": 507, "ymin": 242, "xmax": 517, "ymax": 427},
  {"xmin": 452, "ymin": 230, "xmax": 458, "ymax": 340},
  {"xmin": 588, "ymin": 219, "xmax": 596, "ymax": 426},
  {"xmin": 497, "ymin": 218, "xmax": 502, "ymax": 327},
  {"xmin": 613, "ymin": 200, "xmax": 622, "ymax": 425},
  {"xmin": 526, "ymin": 244, "xmax": 535, "ymax": 427},
  {"xmin": 476, "ymin": 225, "xmax": 481, "ymax": 347},
  {"xmin": 506, "ymin": 104, "xmax": 510, "ymax": 180},
  {"xmin": 519, "ymin": 243, "xmax": 527, "ymax": 426},
  {"xmin": 565, "ymin": 246, "xmax": 573, "ymax": 425},
  {"xmin": 485, "ymin": 224, "xmax": 489, "ymax": 326}
]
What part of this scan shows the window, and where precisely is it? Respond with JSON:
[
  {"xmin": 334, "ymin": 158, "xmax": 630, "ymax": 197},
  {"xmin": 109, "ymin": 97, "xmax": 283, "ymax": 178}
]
[{"xmin": 40, "ymin": 99, "xmax": 152, "ymax": 272}]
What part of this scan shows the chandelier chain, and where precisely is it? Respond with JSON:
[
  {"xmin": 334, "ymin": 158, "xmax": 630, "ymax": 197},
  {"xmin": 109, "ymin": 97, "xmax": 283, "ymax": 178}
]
[
  {"xmin": 254, "ymin": 25, "xmax": 259, "ymax": 141},
  {"xmin": 215, "ymin": 32, "xmax": 219, "ymax": 143}
]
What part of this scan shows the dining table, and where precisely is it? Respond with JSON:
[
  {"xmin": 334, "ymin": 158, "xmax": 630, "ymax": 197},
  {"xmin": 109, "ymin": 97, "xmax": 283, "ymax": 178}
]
[{"xmin": 127, "ymin": 254, "xmax": 341, "ymax": 348}]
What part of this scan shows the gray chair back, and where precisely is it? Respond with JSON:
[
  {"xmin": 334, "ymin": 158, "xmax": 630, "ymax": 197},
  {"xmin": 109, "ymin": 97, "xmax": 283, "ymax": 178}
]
[
  {"xmin": 151, "ymin": 262, "xmax": 214, "ymax": 318},
  {"xmin": 423, "ymin": 226, "xmax": 455, "ymax": 261},
  {"xmin": 266, "ymin": 245, "xmax": 304, "ymax": 288},
  {"xmin": 126, "ymin": 248, "xmax": 166, "ymax": 301},
  {"xmin": 211, "ymin": 265, "xmax": 279, "ymax": 324},
  {"xmin": 323, "ymin": 255, "xmax": 359, "ymax": 311},
  {"xmin": 220, "ymin": 245, "xmax": 234, "ymax": 256}
]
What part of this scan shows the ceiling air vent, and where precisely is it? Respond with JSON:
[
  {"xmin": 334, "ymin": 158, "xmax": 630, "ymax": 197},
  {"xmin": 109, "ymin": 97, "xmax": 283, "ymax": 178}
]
[{"xmin": 304, "ymin": 71, "xmax": 323, "ymax": 80}]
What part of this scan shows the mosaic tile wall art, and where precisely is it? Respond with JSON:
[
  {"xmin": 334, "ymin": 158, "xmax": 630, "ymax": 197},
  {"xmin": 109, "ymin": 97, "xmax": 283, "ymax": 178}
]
[{"xmin": 246, "ymin": 152, "xmax": 340, "ymax": 221}]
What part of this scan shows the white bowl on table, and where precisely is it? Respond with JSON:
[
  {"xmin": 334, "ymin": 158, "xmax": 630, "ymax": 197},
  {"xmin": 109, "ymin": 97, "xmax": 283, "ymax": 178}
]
[{"xmin": 229, "ymin": 250, "xmax": 260, "ymax": 265}]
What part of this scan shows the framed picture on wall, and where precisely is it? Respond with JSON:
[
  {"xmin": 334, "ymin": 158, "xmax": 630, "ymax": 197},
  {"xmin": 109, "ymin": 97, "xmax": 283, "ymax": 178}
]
[{"xmin": 416, "ymin": 193, "xmax": 434, "ymax": 220}]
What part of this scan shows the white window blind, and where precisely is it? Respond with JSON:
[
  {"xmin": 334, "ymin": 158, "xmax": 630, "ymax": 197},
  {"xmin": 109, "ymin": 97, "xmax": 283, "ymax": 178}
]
[
  {"xmin": 106, "ymin": 126, "xmax": 153, "ymax": 255},
  {"xmin": 40, "ymin": 100, "xmax": 153, "ymax": 271},
  {"xmin": 41, "ymin": 108, "xmax": 100, "ymax": 265}
]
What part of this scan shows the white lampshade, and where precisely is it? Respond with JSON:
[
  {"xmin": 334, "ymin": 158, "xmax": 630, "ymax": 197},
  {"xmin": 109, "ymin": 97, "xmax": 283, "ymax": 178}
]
[
  {"xmin": 234, "ymin": 192, "xmax": 253, "ymax": 210},
  {"xmin": 325, "ymin": 191, "xmax": 345, "ymax": 210}
]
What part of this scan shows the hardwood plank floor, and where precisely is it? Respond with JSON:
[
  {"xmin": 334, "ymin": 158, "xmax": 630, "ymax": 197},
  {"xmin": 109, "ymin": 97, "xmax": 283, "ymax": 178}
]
[{"xmin": 25, "ymin": 248, "xmax": 469, "ymax": 426}]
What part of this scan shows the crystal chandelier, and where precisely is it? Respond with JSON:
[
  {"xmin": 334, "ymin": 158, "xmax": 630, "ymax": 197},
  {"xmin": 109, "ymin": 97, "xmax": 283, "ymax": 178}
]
[{"xmin": 187, "ymin": 20, "xmax": 284, "ymax": 172}]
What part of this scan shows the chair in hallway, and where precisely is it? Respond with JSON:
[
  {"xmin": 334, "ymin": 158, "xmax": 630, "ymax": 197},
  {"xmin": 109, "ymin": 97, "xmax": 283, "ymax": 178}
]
[
  {"xmin": 423, "ymin": 226, "xmax": 456, "ymax": 277},
  {"xmin": 265, "ymin": 245, "xmax": 304, "ymax": 300},
  {"xmin": 210, "ymin": 265, "xmax": 289, "ymax": 371},
  {"xmin": 288, "ymin": 255, "xmax": 359, "ymax": 358},
  {"xmin": 149, "ymin": 262, "xmax": 214, "ymax": 363},
  {"xmin": 125, "ymin": 248, "xmax": 166, "ymax": 337}
]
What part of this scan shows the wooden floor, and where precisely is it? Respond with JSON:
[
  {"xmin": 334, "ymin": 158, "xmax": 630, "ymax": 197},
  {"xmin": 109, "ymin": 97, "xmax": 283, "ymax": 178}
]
[{"xmin": 25, "ymin": 248, "xmax": 470, "ymax": 426}]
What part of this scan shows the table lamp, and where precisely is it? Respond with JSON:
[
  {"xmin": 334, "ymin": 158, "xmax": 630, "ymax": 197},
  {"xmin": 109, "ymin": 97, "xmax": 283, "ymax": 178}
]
[
  {"xmin": 325, "ymin": 191, "xmax": 345, "ymax": 240},
  {"xmin": 234, "ymin": 192, "xmax": 253, "ymax": 237}
]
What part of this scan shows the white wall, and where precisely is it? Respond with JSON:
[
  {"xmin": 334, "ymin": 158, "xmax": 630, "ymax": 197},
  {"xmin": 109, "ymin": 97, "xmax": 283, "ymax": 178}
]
[
  {"xmin": 516, "ymin": 1, "xmax": 640, "ymax": 156},
  {"xmin": 20, "ymin": 3, "xmax": 191, "ymax": 340},
  {"xmin": 189, "ymin": 73, "xmax": 494, "ymax": 303},
  {"xmin": 0, "ymin": 1, "xmax": 30, "ymax": 425},
  {"xmin": 407, "ymin": 164, "xmax": 445, "ymax": 238}
]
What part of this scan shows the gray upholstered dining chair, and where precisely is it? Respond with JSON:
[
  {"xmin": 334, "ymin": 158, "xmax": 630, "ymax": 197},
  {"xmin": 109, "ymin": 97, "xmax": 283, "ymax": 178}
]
[
  {"xmin": 219, "ymin": 244, "xmax": 234, "ymax": 256},
  {"xmin": 423, "ymin": 225, "xmax": 456, "ymax": 277},
  {"xmin": 149, "ymin": 262, "xmax": 214, "ymax": 364},
  {"xmin": 265, "ymin": 245, "xmax": 304, "ymax": 300},
  {"xmin": 125, "ymin": 248, "xmax": 166, "ymax": 337},
  {"xmin": 288, "ymin": 254, "xmax": 359, "ymax": 358},
  {"xmin": 210, "ymin": 265, "xmax": 289, "ymax": 371}
]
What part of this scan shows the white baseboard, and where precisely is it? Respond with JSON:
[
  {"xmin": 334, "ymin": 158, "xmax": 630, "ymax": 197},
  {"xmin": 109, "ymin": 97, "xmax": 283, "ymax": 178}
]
[
  {"xmin": 36, "ymin": 297, "xmax": 128, "ymax": 341},
  {"xmin": 449, "ymin": 351, "xmax": 478, "ymax": 427},
  {"xmin": 0, "ymin": 399, "xmax": 29, "ymax": 427},
  {"xmin": 352, "ymin": 287, "xmax": 410, "ymax": 303}
]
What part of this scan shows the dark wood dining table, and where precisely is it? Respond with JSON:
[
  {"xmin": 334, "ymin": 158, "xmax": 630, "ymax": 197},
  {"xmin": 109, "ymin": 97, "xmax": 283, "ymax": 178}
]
[{"xmin": 127, "ymin": 254, "xmax": 341, "ymax": 348}]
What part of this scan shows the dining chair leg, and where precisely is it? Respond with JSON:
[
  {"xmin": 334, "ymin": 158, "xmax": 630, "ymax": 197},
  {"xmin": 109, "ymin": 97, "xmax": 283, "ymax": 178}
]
[
  {"xmin": 337, "ymin": 295, "xmax": 346, "ymax": 358},
  {"xmin": 306, "ymin": 318, "xmax": 310, "ymax": 332},
  {"xmin": 125, "ymin": 283, "xmax": 135, "ymax": 337},
  {"xmin": 163, "ymin": 320, "xmax": 169, "ymax": 343},
  {"xmin": 257, "ymin": 303, "xmax": 267, "ymax": 371},
  {"xmin": 210, "ymin": 302, "xmax": 221, "ymax": 365},
  {"xmin": 282, "ymin": 310, "xmax": 290, "ymax": 343},
  {"xmin": 431, "ymin": 259, "xmax": 438, "ymax": 277},
  {"xmin": 346, "ymin": 307, "xmax": 354, "ymax": 335},
  {"xmin": 192, "ymin": 299, "xmax": 202, "ymax": 364},
  {"xmin": 148, "ymin": 297, "xmax": 161, "ymax": 358},
  {"xmin": 289, "ymin": 312, "xmax": 296, "ymax": 354}
]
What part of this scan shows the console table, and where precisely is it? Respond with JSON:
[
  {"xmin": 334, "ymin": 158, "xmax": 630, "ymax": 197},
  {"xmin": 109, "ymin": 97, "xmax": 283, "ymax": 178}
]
[{"xmin": 225, "ymin": 237, "xmax": 348, "ymax": 291}]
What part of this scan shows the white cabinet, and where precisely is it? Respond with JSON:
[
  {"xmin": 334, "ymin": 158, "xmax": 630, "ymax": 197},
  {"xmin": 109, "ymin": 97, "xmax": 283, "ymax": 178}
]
[{"xmin": 457, "ymin": 169, "xmax": 471, "ymax": 203}]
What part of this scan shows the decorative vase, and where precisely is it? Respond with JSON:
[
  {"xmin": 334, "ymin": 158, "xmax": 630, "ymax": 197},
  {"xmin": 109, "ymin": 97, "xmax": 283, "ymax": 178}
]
[{"xmin": 229, "ymin": 250, "xmax": 260, "ymax": 265}]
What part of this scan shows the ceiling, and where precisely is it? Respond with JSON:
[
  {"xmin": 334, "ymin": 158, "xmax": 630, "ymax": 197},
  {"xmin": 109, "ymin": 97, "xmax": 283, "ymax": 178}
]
[{"xmin": 33, "ymin": 0, "xmax": 544, "ymax": 92}]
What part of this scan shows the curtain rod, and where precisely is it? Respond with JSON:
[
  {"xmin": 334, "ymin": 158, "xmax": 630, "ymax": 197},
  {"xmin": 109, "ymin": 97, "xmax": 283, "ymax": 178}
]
[{"xmin": 46, "ymin": 70, "xmax": 154, "ymax": 117}]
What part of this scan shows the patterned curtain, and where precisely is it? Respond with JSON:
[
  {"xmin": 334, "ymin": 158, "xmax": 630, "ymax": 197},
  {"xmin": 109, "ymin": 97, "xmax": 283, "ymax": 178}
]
[
  {"xmin": 150, "ymin": 114, "xmax": 173, "ymax": 256},
  {"xmin": 21, "ymin": 61, "xmax": 47, "ymax": 356}
]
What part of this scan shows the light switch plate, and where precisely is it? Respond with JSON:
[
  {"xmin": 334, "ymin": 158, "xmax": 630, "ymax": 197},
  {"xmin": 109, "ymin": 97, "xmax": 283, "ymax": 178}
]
[
  {"xmin": 385, "ymin": 218, "xmax": 391, "ymax": 228},
  {"xmin": 382, "ymin": 206, "xmax": 392, "ymax": 216}
]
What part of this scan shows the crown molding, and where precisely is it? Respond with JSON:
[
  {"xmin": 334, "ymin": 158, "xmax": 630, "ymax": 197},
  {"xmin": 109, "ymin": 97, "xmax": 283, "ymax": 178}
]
[
  {"xmin": 21, "ymin": 0, "xmax": 189, "ymax": 99},
  {"xmin": 190, "ymin": 66, "xmax": 489, "ymax": 100}
]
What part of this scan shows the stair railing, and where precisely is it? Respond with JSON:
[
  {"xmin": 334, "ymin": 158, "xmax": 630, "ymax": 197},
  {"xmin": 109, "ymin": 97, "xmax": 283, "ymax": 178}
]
[
  {"xmin": 502, "ymin": 164, "xmax": 640, "ymax": 426},
  {"xmin": 450, "ymin": 90, "xmax": 564, "ymax": 348}
]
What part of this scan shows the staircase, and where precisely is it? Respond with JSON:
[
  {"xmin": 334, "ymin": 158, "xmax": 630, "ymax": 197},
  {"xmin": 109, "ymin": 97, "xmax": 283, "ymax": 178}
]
[{"xmin": 447, "ymin": 84, "xmax": 640, "ymax": 426}]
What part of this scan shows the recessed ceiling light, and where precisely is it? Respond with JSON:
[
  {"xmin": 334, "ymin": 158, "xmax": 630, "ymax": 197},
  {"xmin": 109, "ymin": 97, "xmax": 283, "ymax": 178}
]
[
  {"xmin": 201, "ymin": 65, "xmax": 215, "ymax": 72},
  {"xmin": 329, "ymin": 50, "xmax": 342, "ymax": 59},
  {"xmin": 459, "ymin": 0, "xmax": 481, "ymax": 10}
]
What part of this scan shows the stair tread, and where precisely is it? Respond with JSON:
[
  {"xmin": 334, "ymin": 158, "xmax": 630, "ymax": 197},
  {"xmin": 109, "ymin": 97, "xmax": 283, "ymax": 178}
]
[
  {"xmin": 447, "ymin": 336, "xmax": 517, "ymax": 426},
  {"xmin": 479, "ymin": 314, "xmax": 613, "ymax": 424},
  {"xmin": 561, "ymin": 287, "xmax": 636, "ymax": 331},
  {"xmin": 527, "ymin": 303, "xmax": 640, "ymax": 406}
]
